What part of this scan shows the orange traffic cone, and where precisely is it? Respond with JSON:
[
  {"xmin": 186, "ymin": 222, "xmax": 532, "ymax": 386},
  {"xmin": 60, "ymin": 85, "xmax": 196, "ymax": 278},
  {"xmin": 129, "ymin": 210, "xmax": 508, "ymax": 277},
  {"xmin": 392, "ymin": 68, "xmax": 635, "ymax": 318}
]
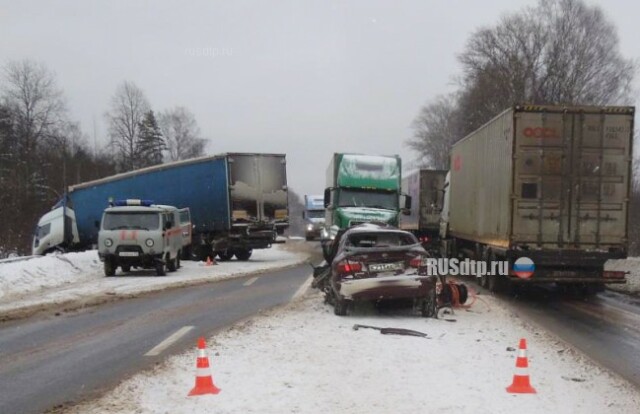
[
  {"xmin": 506, "ymin": 338, "xmax": 537, "ymax": 394},
  {"xmin": 188, "ymin": 337, "xmax": 221, "ymax": 396}
]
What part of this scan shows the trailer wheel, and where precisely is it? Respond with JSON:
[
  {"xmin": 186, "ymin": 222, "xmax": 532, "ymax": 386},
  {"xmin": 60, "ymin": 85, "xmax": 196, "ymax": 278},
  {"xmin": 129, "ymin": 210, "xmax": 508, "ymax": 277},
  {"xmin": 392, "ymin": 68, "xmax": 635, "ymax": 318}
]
[
  {"xmin": 104, "ymin": 258, "xmax": 116, "ymax": 277},
  {"xmin": 218, "ymin": 250, "xmax": 234, "ymax": 261},
  {"xmin": 235, "ymin": 249, "xmax": 252, "ymax": 261}
]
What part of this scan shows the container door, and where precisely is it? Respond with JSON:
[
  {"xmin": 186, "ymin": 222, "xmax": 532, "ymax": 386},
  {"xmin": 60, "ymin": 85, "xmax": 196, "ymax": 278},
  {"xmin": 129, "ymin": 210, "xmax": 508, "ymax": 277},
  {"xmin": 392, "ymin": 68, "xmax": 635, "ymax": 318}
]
[
  {"xmin": 568, "ymin": 113, "xmax": 631, "ymax": 248},
  {"xmin": 228, "ymin": 154, "xmax": 288, "ymax": 225},
  {"xmin": 514, "ymin": 111, "xmax": 570, "ymax": 248},
  {"xmin": 513, "ymin": 110, "xmax": 631, "ymax": 249}
]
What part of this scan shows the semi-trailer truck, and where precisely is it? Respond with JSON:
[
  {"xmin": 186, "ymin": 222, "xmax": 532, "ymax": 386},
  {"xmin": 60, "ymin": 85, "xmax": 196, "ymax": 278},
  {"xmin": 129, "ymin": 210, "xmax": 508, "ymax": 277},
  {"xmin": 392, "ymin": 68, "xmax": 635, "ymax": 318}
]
[
  {"xmin": 302, "ymin": 194, "xmax": 325, "ymax": 241},
  {"xmin": 32, "ymin": 153, "xmax": 289, "ymax": 261},
  {"xmin": 321, "ymin": 153, "xmax": 410, "ymax": 260},
  {"xmin": 439, "ymin": 105, "xmax": 633, "ymax": 292},
  {"xmin": 400, "ymin": 169, "xmax": 447, "ymax": 252}
]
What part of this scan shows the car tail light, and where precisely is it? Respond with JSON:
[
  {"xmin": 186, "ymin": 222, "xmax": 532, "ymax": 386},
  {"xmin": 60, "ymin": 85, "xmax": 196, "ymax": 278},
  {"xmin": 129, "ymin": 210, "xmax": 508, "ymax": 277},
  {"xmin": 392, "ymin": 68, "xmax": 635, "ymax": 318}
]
[
  {"xmin": 419, "ymin": 236, "xmax": 429, "ymax": 243},
  {"xmin": 337, "ymin": 261, "xmax": 362, "ymax": 275},
  {"xmin": 603, "ymin": 270, "xmax": 626, "ymax": 279},
  {"xmin": 409, "ymin": 257, "xmax": 423, "ymax": 268}
]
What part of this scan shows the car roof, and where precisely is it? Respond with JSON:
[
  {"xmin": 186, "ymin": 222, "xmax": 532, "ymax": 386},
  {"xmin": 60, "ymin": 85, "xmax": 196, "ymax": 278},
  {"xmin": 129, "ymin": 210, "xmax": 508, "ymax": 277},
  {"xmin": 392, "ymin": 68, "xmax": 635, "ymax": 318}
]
[{"xmin": 344, "ymin": 222, "xmax": 409, "ymax": 234}]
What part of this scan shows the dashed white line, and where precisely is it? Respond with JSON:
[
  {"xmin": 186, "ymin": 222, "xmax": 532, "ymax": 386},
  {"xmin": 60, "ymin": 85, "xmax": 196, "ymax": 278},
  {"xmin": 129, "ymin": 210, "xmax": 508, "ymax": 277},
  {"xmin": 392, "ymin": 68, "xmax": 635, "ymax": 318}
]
[
  {"xmin": 292, "ymin": 275, "xmax": 313, "ymax": 301},
  {"xmin": 145, "ymin": 326, "xmax": 194, "ymax": 356},
  {"xmin": 243, "ymin": 277, "xmax": 259, "ymax": 286}
]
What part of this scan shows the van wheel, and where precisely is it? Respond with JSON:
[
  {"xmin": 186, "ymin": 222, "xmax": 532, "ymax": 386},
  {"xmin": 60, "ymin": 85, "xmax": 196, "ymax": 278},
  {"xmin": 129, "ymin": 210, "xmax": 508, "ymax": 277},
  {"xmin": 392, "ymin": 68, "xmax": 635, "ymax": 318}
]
[
  {"xmin": 104, "ymin": 258, "xmax": 116, "ymax": 277},
  {"xmin": 235, "ymin": 249, "xmax": 253, "ymax": 261},
  {"xmin": 167, "ymin": 254, "xmax": 177, "ymax": 272},
  {"xmin": 156, "ymin": 260, "xmax": 166, "ymax": 276}
]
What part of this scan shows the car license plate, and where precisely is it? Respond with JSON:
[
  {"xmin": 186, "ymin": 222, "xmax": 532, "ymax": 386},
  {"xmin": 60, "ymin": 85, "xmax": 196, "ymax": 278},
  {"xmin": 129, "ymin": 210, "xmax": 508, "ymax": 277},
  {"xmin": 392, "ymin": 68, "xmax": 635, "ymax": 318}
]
[
  {"xmin": 369, "ymin": 262, "xmax": 403, "ymax": 272},
  {"xmin": 119, "ymin": 251, "xmax": 139, "ymax": 257}
]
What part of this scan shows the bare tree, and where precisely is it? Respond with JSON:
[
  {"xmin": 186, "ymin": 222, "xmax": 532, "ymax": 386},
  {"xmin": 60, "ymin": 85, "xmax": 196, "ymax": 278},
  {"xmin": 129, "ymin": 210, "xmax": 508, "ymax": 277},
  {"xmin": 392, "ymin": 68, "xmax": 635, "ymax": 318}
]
[
  {"xmin": 1, "ymin": 60, "xmax": 67, "ymax": 157},
  {"xmin": 158, "ymin": 106, "xmax": 206, "ymax": 161},
  {"xmin": 105, "ymin": 81, "xmax": 150, "ymax": 171},
  {"xmin": 457, "ymin": 0, "xmax": 635, "ymax": 132},
  {"xmin": 406, "ymin": 94, "xmax": 462, "ymax": 170}
]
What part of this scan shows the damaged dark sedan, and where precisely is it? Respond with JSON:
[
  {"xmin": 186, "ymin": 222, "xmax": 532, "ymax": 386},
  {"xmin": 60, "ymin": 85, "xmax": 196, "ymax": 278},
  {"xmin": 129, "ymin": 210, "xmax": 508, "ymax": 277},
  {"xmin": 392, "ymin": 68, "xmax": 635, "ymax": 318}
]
[{"xmin": 317, "ymin": 223, "xmax": 438, "ymax": 317}]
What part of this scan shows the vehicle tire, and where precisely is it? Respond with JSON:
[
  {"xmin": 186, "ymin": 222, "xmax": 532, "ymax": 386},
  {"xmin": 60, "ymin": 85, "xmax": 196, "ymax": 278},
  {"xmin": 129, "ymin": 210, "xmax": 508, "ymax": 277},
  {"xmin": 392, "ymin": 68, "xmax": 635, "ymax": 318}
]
[
  {"xmin": 488, "ymin": 273, "xmax": 506, "ymax": 293},
  {"xmin": 218, "ymin": 250, "xmax": 234, "ymax": 261},
  {"xmin": 235, "ymin": 249, "xmax": 253, "ymax": 261},
  {"xmin": 104, "ymin": 258, "xmax": 116, "ymax": 277},
  {"xmin": 421, "ymin": 289, "xmax": 437, "ymax": 318},
  {"xmin": 121, "ymin": 265, "xmax": 131, "ymax": 273},
  {"xmin": 479, "ymin": 248, "xmax": 489, "ymax": 288},
  {"xmin": 334, "ymin": 298, "xmax": 349, "ymax": 316},
  {"xmin": 176, "ymin": 253, "xmax": 181, "ymax": 269},
  {"xmin": 167, "ymin": 254, "xmax": 177, "ymax": 272},
  {"xmin": 321, "ymin": 241, "xmax": 333, "ymax": 263},
  {"xmin": 156, "ymin": 260, "xmax": 166, "ymax": 276}
]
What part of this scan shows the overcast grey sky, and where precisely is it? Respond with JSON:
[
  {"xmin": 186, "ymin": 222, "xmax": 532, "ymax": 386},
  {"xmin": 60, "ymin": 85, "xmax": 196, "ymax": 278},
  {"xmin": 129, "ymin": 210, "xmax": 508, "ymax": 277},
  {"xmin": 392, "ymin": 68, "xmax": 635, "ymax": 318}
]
[{"xmin": 1, "ymin": 0, "xmax": 638, "ymax": 196}]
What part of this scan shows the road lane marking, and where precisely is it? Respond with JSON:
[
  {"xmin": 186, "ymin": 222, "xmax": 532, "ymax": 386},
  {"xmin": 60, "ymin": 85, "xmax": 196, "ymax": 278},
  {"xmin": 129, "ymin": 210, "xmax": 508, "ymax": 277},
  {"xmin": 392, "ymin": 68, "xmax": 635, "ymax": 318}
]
[
  {"xmin": 292, "ymin": 275, "xmax": 313, "ymax": 301},
  {"xmin": 243, "ymin": 277, "xmax": 259, "ymax": 286},
  {"xmin": 145, "ymin": 326, "xmax": 194, "ymax": 356}
]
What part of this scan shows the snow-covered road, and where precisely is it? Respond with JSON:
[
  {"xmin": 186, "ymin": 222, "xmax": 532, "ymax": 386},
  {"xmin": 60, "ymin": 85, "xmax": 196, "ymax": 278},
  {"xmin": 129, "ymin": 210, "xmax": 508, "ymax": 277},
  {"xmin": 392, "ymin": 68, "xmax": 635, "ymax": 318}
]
[
  {"xmin": 0, "ymin": 245, "xmax": 308, "ymax": 320},
  {"xmin": 68, "ymin": 291, "xmax": 640, "ymax": 414},
  {"xmin": 3, "ymin": 244, "xmax": 640, "ymax": 413}
]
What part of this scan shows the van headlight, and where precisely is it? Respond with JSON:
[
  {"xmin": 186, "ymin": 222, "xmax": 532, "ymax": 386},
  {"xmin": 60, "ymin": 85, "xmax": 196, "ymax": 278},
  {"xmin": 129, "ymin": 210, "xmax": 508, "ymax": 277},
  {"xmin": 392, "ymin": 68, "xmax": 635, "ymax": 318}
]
[
  {"xmin": 104, "ymin": 238, "xmax": 113, "ymax": 247},
  {"xmin": 145, "ymin": 239, "xmax": 154, "ymax": 247}
]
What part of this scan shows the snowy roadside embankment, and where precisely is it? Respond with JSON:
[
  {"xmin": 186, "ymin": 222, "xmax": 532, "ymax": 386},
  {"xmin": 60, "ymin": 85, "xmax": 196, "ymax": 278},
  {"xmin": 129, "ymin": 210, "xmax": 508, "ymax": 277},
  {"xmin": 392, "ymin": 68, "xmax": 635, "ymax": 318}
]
[
  {"xmin": 70, "ymin": 292, "xmax": 640, "ymax": 414},
  {"xmin": 0, "ymin": 244, "xmax": 309, "ymax": 320},
  {"xmin": 606, "ymin": 258, "xmax": 640, "ymax": 295}
]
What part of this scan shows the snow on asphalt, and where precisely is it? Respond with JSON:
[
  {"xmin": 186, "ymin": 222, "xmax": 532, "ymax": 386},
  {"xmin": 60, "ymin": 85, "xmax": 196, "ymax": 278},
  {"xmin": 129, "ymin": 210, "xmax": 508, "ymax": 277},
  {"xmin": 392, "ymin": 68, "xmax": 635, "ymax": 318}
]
[
  {"xmin": 0, "ymin": 245, "xmax": 308, "ymax": 317},
  {"xmin": 69, "ymin": 292, "xmax": 640, "ymax": 414},
  {"xmin": 3, "ymin": 246, "xmax": 640, "ymax": 412}
]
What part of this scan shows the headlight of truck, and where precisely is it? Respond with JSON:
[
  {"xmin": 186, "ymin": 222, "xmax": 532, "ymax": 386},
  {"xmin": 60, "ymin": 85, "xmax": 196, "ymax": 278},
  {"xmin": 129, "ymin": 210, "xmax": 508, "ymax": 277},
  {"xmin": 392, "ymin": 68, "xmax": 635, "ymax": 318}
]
[
  {"xmin": 145, "ymin": 239, "xmax": 154, "ymax": 247},
  {"xmin": 104, "ymin": 238, "xmax": 113, "ymax": 247}
]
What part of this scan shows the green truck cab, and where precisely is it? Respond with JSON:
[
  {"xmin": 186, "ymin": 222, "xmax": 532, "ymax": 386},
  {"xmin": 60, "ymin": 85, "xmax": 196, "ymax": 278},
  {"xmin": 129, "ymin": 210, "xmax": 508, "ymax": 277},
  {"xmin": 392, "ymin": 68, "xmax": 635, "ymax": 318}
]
[{"xmin": 321, "ymin": 153, "xmax": 410, "ymax": 260}]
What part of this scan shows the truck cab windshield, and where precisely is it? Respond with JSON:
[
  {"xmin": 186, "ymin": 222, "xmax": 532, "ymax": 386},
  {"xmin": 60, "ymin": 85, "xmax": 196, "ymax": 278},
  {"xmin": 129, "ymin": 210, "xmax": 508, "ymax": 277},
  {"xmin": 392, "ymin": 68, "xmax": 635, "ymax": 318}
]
[
  {"xmin": 102, "ymin": 212, "xmax": 160, "ymax": 230},
  {"xmin": 306, "ymin": 210, "xmax": 325, "ymax": 219},
  {"xmin": 338, "ymin": 189, "xmax": 398, "ymax": 210}
]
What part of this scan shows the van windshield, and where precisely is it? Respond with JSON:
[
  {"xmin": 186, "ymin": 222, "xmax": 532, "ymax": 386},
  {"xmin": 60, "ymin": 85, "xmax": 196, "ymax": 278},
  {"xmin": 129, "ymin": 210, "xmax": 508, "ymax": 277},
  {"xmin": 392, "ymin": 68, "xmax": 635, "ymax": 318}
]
[{"xmin": 103, "ymin": 212, "xmax": 160, "ymax": 230}]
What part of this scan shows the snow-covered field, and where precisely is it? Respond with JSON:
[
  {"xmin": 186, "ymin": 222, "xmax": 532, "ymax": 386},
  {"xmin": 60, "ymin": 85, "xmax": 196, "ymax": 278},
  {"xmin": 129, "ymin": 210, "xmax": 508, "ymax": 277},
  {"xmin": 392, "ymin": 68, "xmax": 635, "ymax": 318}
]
[
  {"xmin": 0, "ymin": 245, "xmax": 308, "ymax": 319},
  {"xmin": 68, "ymin": 291, "xmax": 640, "ymax": 414}
]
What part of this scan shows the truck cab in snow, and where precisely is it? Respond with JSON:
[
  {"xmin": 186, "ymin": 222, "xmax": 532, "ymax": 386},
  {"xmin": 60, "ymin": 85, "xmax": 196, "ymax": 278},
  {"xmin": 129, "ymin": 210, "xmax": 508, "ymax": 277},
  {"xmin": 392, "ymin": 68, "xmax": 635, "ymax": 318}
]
[
  {"xmin": 32, "ymin": 203, "xmax": 80, "ymax": 255},
  {"xmin": 97, "ymin": 200, "xmax": 183, "ymax": 277}
]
